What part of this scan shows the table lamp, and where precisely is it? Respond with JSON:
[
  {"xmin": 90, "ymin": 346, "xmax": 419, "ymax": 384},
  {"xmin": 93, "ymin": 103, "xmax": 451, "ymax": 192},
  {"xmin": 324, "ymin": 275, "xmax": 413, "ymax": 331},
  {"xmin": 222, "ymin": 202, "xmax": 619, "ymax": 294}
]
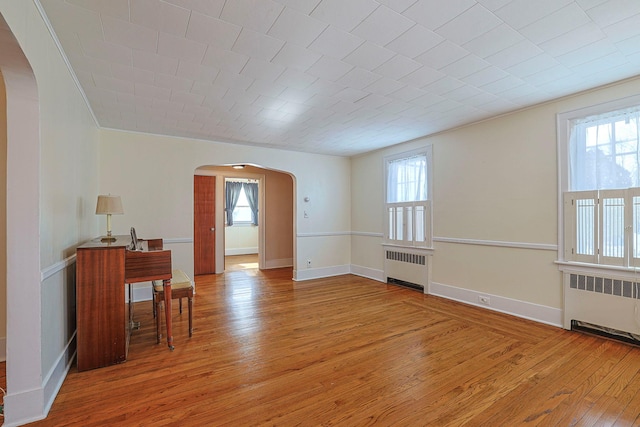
[{"xmin": 96, "ymin": 195, "xmax": 124, "ymax": 242}]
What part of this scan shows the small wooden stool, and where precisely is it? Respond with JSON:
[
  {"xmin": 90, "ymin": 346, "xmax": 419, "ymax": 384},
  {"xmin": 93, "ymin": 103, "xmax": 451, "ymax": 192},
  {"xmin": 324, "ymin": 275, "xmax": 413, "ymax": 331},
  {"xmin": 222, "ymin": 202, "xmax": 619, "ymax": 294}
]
[{"xmin": 153, "ymin": 269, "xmax": 193, "ymax": 344}]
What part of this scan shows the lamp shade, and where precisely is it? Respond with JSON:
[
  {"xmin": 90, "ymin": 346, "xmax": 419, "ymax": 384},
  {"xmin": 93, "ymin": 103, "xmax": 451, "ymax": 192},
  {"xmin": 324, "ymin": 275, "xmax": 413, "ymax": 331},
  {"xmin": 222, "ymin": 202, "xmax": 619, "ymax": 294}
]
[{"xmin": 95, "ymin": 195, "xmax": 124, "ymax": 215}]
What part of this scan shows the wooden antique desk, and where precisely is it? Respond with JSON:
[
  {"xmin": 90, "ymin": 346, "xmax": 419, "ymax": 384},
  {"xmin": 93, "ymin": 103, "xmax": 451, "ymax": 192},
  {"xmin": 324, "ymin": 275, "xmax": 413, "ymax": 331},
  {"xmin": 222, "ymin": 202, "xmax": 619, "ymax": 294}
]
[{"xmin": 76, "ymin": 235, "xmax": 173, "ymax": 371}]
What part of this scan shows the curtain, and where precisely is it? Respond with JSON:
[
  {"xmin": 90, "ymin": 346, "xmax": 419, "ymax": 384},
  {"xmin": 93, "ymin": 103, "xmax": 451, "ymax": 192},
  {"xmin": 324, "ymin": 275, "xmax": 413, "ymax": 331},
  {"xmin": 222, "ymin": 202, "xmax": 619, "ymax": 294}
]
[
  {"xmin": 387, "ymin": 154, "xmax": 427, "ymax": 203},
  {"xmin": 243, "ymin": 182, "xmax": 259, "ymax": 225},
  {"xmin": 225, "ymin": 181, "xmax": 243, "ymax": 226},
  {"xmin": 570, "ymin": 108, "xmax": 640, "ymax": 191}
]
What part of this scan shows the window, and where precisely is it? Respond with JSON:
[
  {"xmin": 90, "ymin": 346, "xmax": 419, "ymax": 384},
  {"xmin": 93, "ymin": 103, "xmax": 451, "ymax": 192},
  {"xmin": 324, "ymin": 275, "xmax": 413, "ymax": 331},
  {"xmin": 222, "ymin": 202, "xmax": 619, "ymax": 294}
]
[
  {"xmin": 384, "ymin": 147, "xmax": 432, "ymax": 247},
  {"xmin": 561, "ymin": 102, "xmax": 640, "ymax": 266},
  {"xmin": 232, "ymin": 186, "xmax": 252, "ymax": 224}
]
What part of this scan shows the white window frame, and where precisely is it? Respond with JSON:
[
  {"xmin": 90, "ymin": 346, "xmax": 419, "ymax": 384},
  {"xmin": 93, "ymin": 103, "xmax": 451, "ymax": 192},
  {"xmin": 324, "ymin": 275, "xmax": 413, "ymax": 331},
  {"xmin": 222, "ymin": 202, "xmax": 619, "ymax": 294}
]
[
  {"xmin": 558, "ymin": 94, "xmax": 640, "ymax": 268},
  {"xmin": 383, "ymin": 146, "xmax": 433, "ymax": 248}
]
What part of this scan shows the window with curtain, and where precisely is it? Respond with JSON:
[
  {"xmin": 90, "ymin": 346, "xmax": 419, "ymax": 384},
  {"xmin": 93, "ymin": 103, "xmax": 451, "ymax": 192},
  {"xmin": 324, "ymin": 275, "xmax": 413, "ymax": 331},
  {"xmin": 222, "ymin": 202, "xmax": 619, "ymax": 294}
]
[
  {"xmin": 385, "ymin": 147, "xmax": 432, "ymax": 247},
  {"xmin": 225, "ymin": 180, "xmax": 259, "ymax": 226},
  {"xmin": 563, "ymin": 104, "xmax": 640, "ymax": 266}
]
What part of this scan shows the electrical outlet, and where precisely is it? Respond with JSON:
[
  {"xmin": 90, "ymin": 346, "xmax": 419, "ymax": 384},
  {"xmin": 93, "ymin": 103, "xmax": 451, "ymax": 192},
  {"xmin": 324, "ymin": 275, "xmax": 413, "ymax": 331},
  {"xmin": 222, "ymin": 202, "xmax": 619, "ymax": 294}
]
[
  {"xmin": 478, "ymin": 295, "xmax": 490, "ymax": 305},
  {"xmin": 307, "ymin": 259, "xmax": 311, "ymax": 268}
]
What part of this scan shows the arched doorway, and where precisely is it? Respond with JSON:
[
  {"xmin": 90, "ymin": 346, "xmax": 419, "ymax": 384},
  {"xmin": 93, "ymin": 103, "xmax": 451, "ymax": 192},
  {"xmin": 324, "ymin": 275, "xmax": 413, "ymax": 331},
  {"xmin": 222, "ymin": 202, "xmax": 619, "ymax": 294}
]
[
  {"xmin": 194, "ymin": 164, "xmax": 294, "ymax": 275},
  {"xmin": 0, "ymin": 12, "xmax": 44, "ymax": 425}
]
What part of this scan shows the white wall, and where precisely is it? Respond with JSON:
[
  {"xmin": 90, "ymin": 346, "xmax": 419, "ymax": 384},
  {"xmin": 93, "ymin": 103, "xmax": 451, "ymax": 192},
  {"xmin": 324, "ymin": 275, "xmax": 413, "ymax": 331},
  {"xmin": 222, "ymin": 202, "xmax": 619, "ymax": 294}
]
[
  {"xmin": 225, "ymin": 225, "xmax": 258, "ymax": 255},
  {"xmin": 98, "ymin": 129, "xmax": 351, "ymax": 281},
  {"xmin": 351, "ymin": 75, "xmax": 640, "ymax": 326},
  {"xmin": 0, "ymin": 1, "xmax": 101, "ymax": 425}
]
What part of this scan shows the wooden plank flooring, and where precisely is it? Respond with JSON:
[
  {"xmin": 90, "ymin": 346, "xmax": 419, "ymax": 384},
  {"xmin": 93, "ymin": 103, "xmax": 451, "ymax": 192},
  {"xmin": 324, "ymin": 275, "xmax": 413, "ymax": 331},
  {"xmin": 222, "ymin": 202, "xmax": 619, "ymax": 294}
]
[{"xmin": 25, "ymin": 261, "xmax": 640, "ymax": 426}]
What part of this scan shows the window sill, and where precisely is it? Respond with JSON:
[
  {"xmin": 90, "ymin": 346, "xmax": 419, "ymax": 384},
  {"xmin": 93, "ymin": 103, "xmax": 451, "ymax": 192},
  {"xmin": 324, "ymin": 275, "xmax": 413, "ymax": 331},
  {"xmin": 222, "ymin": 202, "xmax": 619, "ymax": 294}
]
[{"xmin": 556, "ymin": 260, "xmax": 640, "ymax": 279}]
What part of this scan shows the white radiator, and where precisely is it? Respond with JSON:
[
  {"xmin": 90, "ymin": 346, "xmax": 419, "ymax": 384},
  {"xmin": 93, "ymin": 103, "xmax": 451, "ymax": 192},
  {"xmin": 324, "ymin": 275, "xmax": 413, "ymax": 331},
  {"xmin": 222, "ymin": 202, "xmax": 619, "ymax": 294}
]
[
  {"xmin": 563, "ymin": 271, "xmax": 640, "ymax": 338},
  {"xmin": 384, "ymin": 248, "xmax": 429, "ymax": 291}
]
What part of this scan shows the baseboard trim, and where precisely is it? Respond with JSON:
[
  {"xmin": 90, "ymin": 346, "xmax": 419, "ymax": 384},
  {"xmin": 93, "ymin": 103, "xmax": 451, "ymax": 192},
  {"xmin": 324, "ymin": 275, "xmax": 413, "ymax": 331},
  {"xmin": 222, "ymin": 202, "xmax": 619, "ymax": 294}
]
[
  {"xmin": 264, "ymin": 258, "xmax": 293, "ymax": 269},
  {"xmin": 293, "ymin": 264, "xmax": 350, "ymax": 281},
  {"xmin": 225, "ymin": 247, "xmax": 258, "ymax": 256},
  {"xmin": 429, "ymin": 281, "xmax": 562, "ymax": 327},
  {"xmin": 350, "ymin": 265, "xmax": 385, "ymax": 282}
]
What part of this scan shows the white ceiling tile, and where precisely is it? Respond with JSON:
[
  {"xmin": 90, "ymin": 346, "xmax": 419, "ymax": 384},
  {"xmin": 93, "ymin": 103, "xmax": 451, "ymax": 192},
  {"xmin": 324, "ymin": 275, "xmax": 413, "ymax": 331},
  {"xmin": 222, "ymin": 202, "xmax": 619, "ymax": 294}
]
[
  {"xmin": 575, "ymin": 0, "xmax": 608, "ymax": 8},
  {"xmin": 157, "ymin": 32, "xmax": 207, "ymax": 62},
  {"xmin": 556, "ymin": 39, "xmax": 617, "ymax": 68},
  {"xmin": 308, "ymin": 26, "xmax": 364, "ymax": 59},
  {"xmin": 201, "ymin": 46, "xmax": 250, "ymax": 73},
  {"xmin": 505, "ymin": 53, "xmax": 559, "ymax": 79},
  {"xmin": 268, "ymin": 7, "xmax": 328, "ymax": 47},
  {"xmin": 384, "ymin": 24, "xmax": 443, "ymax": 58},
  {"xmin": 374, "ymin": 54, "xmax": 422, "ymax": 80},
  {"xmin": 462, "ymin": 24, "xmax": 525, "ymax": 59},
  {"xmin": 519, "ymin": 3, "xmax": 591, "ymax": 45},
  {"xmin": 461, "ymin": 66, "xmax": 510, "ymax": 87},
  {"xmin": 102, "ymin": 16, "xmax": 158, "ymax": 52},
  {"xmin": 415, "ymin": 41, "xmax": 469, "ymax": 70},
  {"xmin": 273, "ymin": 68, "xmax": 318, "ymax": 90},
  {"xmin": 522, "ymin": 65, "xmax": 572, "ymax": 86},
  {"xmin": 494, "ymin": 0, "xmax": 573, "ymax": 29},
  {"xmin": 176, "ymin": 61, "xmax": 220, "ymax": 84},
  {"xmin": 376, "ymin": 0, "xmax": 419, "ymax": 13},
  {"xmin": 310, "ymin": 0, "xmax": 380, "ymax": 32},
  {"xmin": 439, "ymin": 55, "xmax": 489, "ymax": 79},
  {"xmin": 409, "ymin": 92, "xmax": 447, "ymax": 108},
  {"xmin": 351, "ymin": 5, "xmax": 415, "ymax": 46},
  {"xmin": 81, "ymin": 37, "xmax": 132, "ymax": 66},
  {"xmin": 272, "ymin": 0, "xmax": 322, "ymax": 14},
  {"xmin": 388, "ymin": 85, "xmax": 427, "ymax": 102},
  {"xmin": 155, "ymin": 73, "xmax": 193, "ymax": 91},
  {"xmin": 272, "ymin": 43, "xmax": 322, "ymax": 71},
  {"xmin": 586, "ymin": 0, "xmax": 640, "ymax": 26},
  {"xmin": 538, "ymin": 23, "xmax": 606, "ymax": 57},
  {"xmin": 336, "ymin": 68, "xmax": 382, "ymax": 90},
  {"xmin": 484, "ymin": 39, "xmax": 543, "ymax": 69},
  {"xmin": 399, "ymin": 65, "xmax": 444, "ymax": 88},
  {"xmin": 343, "ymin": 42, "xmax": 396, "ymax": 71},
  {"xmin": 479, "ymin": 75, "xmax": 526, "ymax": 95},
  {"xmin": 435, "ymin": 4, "xmax": 502, "ymax": 45},
  {"xmin": 615, "ymin": 33, "xmax": 640, "ymax": 56},
  {"xmin": 247, "ymin": 79, "xmax": 287, "ymax": 98},
  {"xmin": 232, "ymin": 29, "xmax": 284, "ymax": 62},
  {"xmin": 110, "ymin": 63, "xmax": 155, "ymax": 83},
  {"xmin": 220, "ymin": 0, "xmax": 284, "ymax": 33},
  {"xmin": 306, "ymin": 55, "xmax": 354, "ymax": 81},
  {"xmin": 240, "ymin": 57, "xmax": 285, "ymax": 82},
  {"xmin": 476, "ymin": 0, "xmax": 512, "ymax": 11},
  {"xmin": 185, "ymin": 11, "xmax": 241, "ymax": 49},
  {"xmin": 441, "ymin": 85, "xmax": 484, "ymax": 103},
  {"xmin": 422, "ymin": 76, "xmax": 465, "ymax": 96},
  {"xmin": 64, "ymin": 0, "xmax": 129, "ymax": 20},
  {"xmin": 403, "ymin": 0, "xmax": 476, "ymax": 30},
  {"xmin": 134, "ymin": 82, "xmax": 172, "ymax": 100},
  {"xmin": 133, "ymin": 50, "xmax": 179, "ymax": 74},
  {"xmin": 67, "ymin": 53, "xmax": 112, "ymax": 75},
  {"xmin": 603, "ymin": 13, "xmax": 640, "ymax": 42},
  {"xmin": 364, "ymin": 77, "xmax": 406, "ymax": 95},
  {"xmin": 131, "ymin": 0, "xmax": 191, "ymax": 37},
  {"xmin": 170, "ymin": 90, "xmax": 205, "ymax": 105},
  {"xmin": 163, "ymin": 0, "xmax": 226, "ymax": 18},
  {"xmin": 305, "ymin": 79, "xmax": 345, "ymax": 97}
]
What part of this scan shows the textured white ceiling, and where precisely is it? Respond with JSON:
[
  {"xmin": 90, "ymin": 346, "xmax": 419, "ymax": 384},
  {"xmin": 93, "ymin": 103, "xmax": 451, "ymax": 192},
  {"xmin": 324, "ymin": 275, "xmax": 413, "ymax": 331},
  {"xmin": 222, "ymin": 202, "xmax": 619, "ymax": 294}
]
[{"xmin": 37, "ymin": 0, "xmax": 640, "ymax": 156}]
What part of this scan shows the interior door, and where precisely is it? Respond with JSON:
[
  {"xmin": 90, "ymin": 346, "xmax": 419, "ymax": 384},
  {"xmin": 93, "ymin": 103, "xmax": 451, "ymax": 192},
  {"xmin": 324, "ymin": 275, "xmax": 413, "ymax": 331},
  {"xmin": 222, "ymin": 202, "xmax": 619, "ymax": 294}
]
[{"xmin": 194, "ymin": 175, "xmax": 216, "ymax": 275}]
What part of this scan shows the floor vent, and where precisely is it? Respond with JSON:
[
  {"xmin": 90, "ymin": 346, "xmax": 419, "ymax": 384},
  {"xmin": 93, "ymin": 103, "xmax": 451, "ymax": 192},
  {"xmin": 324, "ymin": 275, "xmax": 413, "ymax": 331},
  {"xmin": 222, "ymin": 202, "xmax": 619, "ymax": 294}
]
[
  {"xmin": 571, "ymin": 320, "xmax": 640, "ymax": 347},
  {"xmin": 387, "ymin": 277, "xmax": 423, "ymax": 292}
]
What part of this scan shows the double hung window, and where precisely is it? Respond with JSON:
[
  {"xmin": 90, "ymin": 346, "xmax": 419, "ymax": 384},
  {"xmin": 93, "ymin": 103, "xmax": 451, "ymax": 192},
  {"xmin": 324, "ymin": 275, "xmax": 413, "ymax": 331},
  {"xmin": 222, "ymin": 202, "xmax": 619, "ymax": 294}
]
[
  {"xmin": 384, "ymin": 147, "xmax": 432, "ymax": 248},
  {"xmin": 563, "ymin": 103, "xmax": 640, "ymax": 266}
]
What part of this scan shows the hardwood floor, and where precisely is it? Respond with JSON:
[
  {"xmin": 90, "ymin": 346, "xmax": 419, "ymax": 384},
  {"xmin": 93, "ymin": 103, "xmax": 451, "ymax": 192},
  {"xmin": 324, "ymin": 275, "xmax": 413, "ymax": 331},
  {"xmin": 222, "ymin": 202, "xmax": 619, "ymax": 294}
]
[{"xmin": 26, "ymin": 266, "xmax": 640, "ymax": 426}]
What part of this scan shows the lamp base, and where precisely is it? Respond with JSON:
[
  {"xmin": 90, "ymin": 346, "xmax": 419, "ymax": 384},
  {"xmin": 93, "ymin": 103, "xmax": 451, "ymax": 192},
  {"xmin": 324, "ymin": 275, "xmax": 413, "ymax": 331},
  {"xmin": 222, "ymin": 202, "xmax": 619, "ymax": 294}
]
[{"xmin": 101, "ymin": 236, "xmax": 117, "ymax": 243}]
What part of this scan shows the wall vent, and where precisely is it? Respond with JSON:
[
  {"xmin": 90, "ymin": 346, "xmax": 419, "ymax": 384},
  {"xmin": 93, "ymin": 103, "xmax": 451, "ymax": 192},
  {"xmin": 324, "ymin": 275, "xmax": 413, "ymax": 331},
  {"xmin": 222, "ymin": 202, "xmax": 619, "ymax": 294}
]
[
  {"xmin": 568, "ymin": 273, "xmax": 638, "ymax": 300},
  {"xmin": 385, "ymin": 250, "xmax": 425, "ymax": 265}
]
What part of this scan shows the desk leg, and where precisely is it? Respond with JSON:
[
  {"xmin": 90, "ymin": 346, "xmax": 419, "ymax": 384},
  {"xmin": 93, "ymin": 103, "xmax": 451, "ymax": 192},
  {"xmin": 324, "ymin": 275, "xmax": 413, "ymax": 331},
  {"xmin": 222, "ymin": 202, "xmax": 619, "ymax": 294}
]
[{"xmin": 163, "ymin": 279, "xmax": 174, "ymax": 351}]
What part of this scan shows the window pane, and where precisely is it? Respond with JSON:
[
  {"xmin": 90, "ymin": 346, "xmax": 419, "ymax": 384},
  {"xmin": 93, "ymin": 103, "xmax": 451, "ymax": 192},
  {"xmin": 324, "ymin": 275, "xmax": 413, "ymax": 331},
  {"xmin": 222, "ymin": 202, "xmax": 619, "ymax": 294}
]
[
  {"xmin": 634, "ymin": 196, "xmax": 640, "ymax": 259},
  {"xmin": 576, "ymin": 199, "xmax": 595, "ymax": 256},
  {"xmin": 396, "ymin": 206, "xmax": 403, "ymax": 240},
  {"xmin": 415, "ymin": 206, "xmax": 425, "ymax": 242},
  {"xmin": 388, "ymin": 207, "xmax": 395, "ymax": 240},
  {"xmin": 387, "ymin": 154, "xmax": 427, "ymax": 202},
  {"xmin": 232, "ymin": 187, "xmax": 252, "ymax": 223},
  {"xmin": 602, "ymin": 197, "xmax": 624, "ymax": 258}
]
